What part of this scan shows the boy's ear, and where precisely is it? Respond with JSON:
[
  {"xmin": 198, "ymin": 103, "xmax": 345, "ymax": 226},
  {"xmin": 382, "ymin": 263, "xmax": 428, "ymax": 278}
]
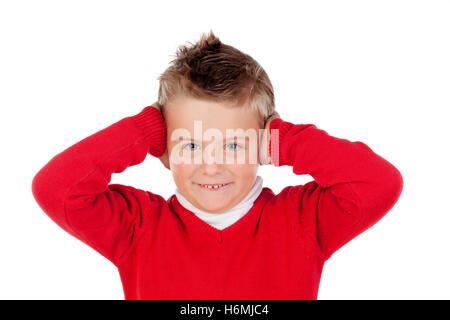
[
  {"xmin": 158, "ymin": 149, "xmax": 171, "ymax": 170},
  {"xmin": 259, "ymin": 111, "xmax": 281, "ymax": 165}
]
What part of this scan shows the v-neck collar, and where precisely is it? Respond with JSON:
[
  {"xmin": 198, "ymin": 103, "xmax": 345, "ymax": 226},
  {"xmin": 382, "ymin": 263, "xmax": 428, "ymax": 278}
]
[{"xmin": 168, "ymin": 188, "xmax": 272, "ymax": 244}]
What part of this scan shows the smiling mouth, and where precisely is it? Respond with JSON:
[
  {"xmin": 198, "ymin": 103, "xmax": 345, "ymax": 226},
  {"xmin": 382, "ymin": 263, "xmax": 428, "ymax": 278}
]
[{"xmin": 196, "ymin": 182, "xmax": 232, "ymax": 191}]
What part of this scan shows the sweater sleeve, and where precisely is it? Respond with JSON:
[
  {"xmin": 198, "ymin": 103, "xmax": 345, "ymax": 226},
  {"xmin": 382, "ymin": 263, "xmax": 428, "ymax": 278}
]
[
  {"xmin": 269, "ymin": 118, "xmax": 404, "ymax": 260},
  {"xmin": 31, "ymin": 106, "xmax": 167, "ymax": 267}
]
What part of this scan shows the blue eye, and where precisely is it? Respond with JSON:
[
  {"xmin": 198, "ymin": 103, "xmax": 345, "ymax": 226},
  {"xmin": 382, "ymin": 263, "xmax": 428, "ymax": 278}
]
[
  {"xmin": 226, "ymin": 143, "xmax": 241, "ymax": 151},
  {"xmin": 184, "ymin": 143, "xmax": 200, "ymax": 151}
]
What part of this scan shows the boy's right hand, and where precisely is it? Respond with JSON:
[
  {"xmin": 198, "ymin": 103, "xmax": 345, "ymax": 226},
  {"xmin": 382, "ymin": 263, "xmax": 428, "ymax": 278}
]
[{"xmin": 150, "ymin": 101, "xmax": 170, "ymax": 170}]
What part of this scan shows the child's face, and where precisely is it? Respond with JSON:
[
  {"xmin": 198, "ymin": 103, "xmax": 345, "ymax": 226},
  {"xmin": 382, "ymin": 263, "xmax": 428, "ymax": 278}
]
[{"xmin": 164, "ymin": 95, "xmax": 262, "ymax": 213}]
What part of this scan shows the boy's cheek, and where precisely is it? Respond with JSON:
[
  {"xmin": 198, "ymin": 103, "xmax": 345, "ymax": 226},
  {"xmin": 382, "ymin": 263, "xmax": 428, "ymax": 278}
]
[{"xmin": 170, "ymin": 162, "xmax": 194, "ymax": 176}]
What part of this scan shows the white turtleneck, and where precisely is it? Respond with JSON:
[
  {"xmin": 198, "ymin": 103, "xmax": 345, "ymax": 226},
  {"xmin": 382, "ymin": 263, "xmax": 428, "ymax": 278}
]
[{"xmin": 175, "ymin": 175, "xmax": 264, "ymax": 230}]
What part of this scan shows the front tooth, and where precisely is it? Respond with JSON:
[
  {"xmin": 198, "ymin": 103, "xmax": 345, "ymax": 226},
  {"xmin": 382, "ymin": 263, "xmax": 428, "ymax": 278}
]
[{"xmin": 202, "ymin": 183, "xmax": 226, "ymax": 189}]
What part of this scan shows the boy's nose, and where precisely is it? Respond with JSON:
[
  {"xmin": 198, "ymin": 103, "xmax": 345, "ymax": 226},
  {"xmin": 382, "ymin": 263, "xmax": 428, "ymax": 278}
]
[
  {"xmin": 200, "ymin": 152, "xmax": 226, "ymax": 175},
  {"xmin": 202, "ymin": 163, "xmax": 225, "ymax": 176}
]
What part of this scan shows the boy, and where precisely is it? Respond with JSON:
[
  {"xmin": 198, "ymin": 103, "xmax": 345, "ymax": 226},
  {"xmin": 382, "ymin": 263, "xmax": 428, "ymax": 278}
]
[{"xmin": 31, "ymin": 31, "xmax": 403, "ymax": 299}]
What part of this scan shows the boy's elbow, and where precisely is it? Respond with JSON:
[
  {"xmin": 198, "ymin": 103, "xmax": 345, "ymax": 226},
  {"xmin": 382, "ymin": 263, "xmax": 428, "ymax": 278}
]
[
  {"xmin": 32, "ymin": 168, "xmax": 51, "ymax": 213},
  {"xmin": 358, "ymin": 165, "xmax": 404, "ymax": 228},
  {"xmin": 376, "ymin": 165, "xmax": 404, "ymax": 216},
  {"xmin": 388, "ymin": 166, "xmax": 404, "ymax": 206},
  {"xmin": 31, "ymin": 167, "xmax": 64, "ymax": 217},
  {"xmin": 31, "ymin": 168, "xmax": 44, "ymax": 204}
]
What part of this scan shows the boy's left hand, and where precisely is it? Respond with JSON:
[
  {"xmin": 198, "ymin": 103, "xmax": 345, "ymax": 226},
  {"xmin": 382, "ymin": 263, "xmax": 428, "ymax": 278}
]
[{"xmin": 259, "ymin": 111, "xmax": 280, "ymax": 165}]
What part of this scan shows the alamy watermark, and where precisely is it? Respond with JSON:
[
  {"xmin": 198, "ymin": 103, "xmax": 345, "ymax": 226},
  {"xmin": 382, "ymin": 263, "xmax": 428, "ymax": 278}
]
[{"xmin": 168, "ymin": 120, "xmax": 279, "ymax": 165}]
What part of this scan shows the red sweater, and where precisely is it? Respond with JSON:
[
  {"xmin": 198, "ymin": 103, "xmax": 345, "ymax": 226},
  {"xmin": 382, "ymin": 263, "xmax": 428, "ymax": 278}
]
[{"xmin": 31, "ymin": 106, "xmax": 403, "ymax": 300}]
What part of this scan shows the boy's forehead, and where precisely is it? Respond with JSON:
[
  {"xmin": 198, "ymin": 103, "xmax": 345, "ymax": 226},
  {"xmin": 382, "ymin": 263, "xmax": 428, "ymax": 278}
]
[
  {"xmin": 165, "ymin": 96, "xmax": 260, "ymax": 131},
  {"xmin": 169, "ymin": 120, "xmax": 259, "ymax": 141}
]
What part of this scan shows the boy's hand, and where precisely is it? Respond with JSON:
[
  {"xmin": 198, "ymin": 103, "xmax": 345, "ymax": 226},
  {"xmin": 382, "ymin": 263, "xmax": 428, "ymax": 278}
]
[
  {"xmin": 259, "ymin": 111, "xmax": 280, "ymax": 165},
  {"xmin": 150, "ymin": 101, "xmax": 170, "ymax": 170}
]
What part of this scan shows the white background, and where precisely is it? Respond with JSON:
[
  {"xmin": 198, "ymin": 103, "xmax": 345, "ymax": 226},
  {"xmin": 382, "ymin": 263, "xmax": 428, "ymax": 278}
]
[{"xmin": 1, "ymin": 0, "xmax": 449, "ymax": 299}]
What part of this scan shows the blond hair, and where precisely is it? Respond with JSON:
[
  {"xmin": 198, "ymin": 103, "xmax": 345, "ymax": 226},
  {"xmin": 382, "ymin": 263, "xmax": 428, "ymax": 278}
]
[{"xmin": 157, "ymin": 30, "xmax": 275, "ymax": 127}]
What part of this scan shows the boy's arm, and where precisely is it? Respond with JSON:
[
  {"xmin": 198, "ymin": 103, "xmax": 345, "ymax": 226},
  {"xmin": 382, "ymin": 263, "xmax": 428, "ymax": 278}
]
[
  {"xmin": 31, "ymin": 106, "xmax": 167, "ymax": 267},
  {"xmin": 269, "ymin": 118, "xmax": 403, "ymax": 260}
]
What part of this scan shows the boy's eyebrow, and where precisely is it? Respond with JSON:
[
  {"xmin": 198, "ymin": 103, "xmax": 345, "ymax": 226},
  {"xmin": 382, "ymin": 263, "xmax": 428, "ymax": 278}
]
[
  {"xmin": 226, "ymin": 136, "xmax": 249, "ymax": 141},
  {"xmin": 180, "ymin": 136, "xmax": 249, "ymax": 142},
  {"xmin": 179, "ymin": 137, "xmax": 201, "ymax": 142}
]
